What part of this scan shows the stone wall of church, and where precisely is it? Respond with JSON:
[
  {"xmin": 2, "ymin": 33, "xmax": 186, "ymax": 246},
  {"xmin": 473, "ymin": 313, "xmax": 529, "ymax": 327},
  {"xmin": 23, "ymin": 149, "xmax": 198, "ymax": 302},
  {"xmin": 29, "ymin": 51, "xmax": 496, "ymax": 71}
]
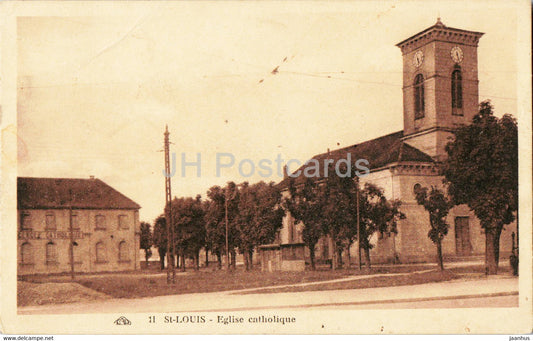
[
  {"xmin": 395, "ymin": 170, "xmax": 516, "ymax": 263},
  {"xmin": 311, "ymin": 167, "xmax": 516, "ymax": 266}
]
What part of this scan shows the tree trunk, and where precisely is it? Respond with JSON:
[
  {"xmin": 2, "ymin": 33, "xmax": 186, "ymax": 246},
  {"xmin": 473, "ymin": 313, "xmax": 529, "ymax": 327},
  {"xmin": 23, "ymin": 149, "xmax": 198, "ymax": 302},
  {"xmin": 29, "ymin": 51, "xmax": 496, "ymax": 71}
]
[
  {"xmin": 159, "ymin": 249, "xmax": 166, "ymax": 270},
  {"xmin": 347, "ymin": 245, "xmax": 351, "ymax": 269},
  {"xmin": 180, "ymin": 252, "xmax": 186, "ymax": 272},
  {"xmin": 144, "ymin": 249, "xmax": 150, "ymax": 263},
  {"xmin": 485, "ymin": 229, "xmax": 498, "ymax": 275},
  {"xmin": 230, "ymin": 249, "xmax": 237, "ymax": 270},
  {"xmin": 436, "ymin": 240, "xmax": 444, "ymax": 271},
  {"xmin": 309, "ymin": 246, "xmax": 316, "ymax": 270},
  {"xmin": 494, "ymin": 226, "xmax": 502, "ymax": 266},
  {"xmin": 243, "ymin": 251, "xmax": 249, "ymax": 271},
  {"xmin": 194, "ymin": 251, "xmax": 200, "ymax": 271},
  {"xmin": 216, "ymin": 252, "xmax": 222, "ymax": 269},
  {"xmin": 205, "ymin": 248, "xmax": 209, "ymax": 268},
  {"xmin": 364, "ymin": 246, "xmax": 371, "ymax": 270},
  {"xmin": 337, "ymin": 248, "xmax": 343, "ymax": 269},
  {"xmin": 331, "ymin": 242, "xmax": 338, "ymax": 271},
  {"xmin": 248, "ymin": 250, "xmax": 254, "ymax": 270}
]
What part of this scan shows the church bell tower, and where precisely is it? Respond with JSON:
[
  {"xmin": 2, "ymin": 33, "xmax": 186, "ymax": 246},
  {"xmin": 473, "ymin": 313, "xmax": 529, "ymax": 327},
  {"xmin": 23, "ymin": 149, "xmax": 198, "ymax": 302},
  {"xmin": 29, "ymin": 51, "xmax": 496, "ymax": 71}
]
[{"xmin": 396, "ymin": 19, "xmax": 484, "ymax": 161}]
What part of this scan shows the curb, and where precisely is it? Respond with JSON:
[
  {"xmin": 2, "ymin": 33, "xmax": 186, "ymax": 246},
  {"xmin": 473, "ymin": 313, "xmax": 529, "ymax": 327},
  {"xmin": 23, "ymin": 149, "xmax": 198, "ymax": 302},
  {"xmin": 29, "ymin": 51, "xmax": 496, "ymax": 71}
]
[{"xmin": 177, "ymin": 291, "xmax": 519, "ymax": 312}]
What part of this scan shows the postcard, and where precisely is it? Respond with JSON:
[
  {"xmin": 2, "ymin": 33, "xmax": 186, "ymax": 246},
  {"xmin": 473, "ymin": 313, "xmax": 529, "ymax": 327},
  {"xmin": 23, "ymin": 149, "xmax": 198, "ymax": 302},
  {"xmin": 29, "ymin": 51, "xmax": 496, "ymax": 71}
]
[{"xmin": 1, "ymin": 0, "xmax": 531, "ymax": 335}]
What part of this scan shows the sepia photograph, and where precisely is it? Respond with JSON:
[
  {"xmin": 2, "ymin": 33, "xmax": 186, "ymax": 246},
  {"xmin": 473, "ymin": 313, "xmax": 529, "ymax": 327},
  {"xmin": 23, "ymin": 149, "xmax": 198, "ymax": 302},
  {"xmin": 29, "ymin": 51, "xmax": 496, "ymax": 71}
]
[{"xmin": 1, "ymin": 0, "xmax": 531, "ymax": 335}]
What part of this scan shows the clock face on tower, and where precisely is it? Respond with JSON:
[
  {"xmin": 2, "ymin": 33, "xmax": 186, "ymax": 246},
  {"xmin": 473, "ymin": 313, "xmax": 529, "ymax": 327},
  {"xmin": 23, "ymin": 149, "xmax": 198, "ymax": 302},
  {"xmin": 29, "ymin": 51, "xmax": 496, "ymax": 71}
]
[
  {"xmin": 451, "ymin": 46, "xmax": 464, "ymax": 63},
  {"xmin": 413, "ymin": 50, "xmax": 424, "ymax": 68}
]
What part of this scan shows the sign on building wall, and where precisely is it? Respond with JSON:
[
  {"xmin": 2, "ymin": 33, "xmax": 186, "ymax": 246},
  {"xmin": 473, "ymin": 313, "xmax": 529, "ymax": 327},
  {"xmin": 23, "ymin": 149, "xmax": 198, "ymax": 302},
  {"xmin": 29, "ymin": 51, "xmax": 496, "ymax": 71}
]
[{"xmin": 18, "ymin": 230, "xmax": 84, "ymax": 240}]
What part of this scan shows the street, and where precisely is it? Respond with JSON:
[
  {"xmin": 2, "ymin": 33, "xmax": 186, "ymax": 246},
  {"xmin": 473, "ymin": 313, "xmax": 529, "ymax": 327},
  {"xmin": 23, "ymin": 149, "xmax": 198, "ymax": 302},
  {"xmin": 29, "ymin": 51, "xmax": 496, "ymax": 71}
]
[{"xmin": 18, "ymin": 276, "xmax": 518, "ymax": 314}]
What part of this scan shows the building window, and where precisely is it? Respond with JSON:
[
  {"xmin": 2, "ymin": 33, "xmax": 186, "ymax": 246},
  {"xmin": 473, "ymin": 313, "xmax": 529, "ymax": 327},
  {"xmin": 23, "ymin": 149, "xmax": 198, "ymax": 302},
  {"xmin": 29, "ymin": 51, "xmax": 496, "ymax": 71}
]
[
  {"xmin": 414, "ymin": 74, "xmax": 425, "ymax": 119},
  {"xmin": 118, "ymin": 215, "xmax": 129, "ymax": 230},
  {"xmin": 118, "ymin": 241, "xmax": 129, "ymax": 262},
  {"xmin": 21, "ymin": 242, "xmax": 33, "ymax": 265},
  {"xmin": 46, "ymin": 242, "xmax": 57, "ymax": 265},
  {"xmin": 451, "ymin": 65, "xmax": 463, "ymax": 114},
  {"xmin": 95, "ymin": 242, "xmax": 107, "ymax": 263},
  {"xmin": 95, "ymin": 215, "xmax": 106, "ymax": 230},
  {"xmin": 45, "ymin": 213, "xmax": 56, "ymax": 230},
  {"xmin": 21, "ymin": 213, "xmax": 32, "ymax": 231},
  {"xmin": 71, "ymin": 213, "xmax": 80, "ymax": 230}
]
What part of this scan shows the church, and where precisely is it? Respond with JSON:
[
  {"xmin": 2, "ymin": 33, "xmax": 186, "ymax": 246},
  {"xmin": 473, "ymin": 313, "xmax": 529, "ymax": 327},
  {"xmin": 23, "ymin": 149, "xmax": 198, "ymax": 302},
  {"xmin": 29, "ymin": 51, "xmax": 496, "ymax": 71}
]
[{"xmin": 259, "ymin": 19, "xmax": 516, "ymax": 271}]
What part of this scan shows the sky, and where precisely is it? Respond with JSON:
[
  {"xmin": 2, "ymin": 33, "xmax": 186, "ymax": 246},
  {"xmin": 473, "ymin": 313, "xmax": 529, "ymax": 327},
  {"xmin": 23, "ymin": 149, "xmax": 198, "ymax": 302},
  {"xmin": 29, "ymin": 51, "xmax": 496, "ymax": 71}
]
[{"xmin": 16, "ymin": 1, "xmax": 520, "ymax": 223}]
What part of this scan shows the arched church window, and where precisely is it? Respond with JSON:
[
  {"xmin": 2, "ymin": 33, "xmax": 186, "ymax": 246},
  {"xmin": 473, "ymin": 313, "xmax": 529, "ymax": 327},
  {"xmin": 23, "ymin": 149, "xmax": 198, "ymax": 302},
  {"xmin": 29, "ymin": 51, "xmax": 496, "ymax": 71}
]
[
  {"xmin": 414, "ymin": 74, "xmax": 425, "ymax": 119},
  {"xmin": 451, "ymin": 65, "xmax": 463, "ymax": 113}
]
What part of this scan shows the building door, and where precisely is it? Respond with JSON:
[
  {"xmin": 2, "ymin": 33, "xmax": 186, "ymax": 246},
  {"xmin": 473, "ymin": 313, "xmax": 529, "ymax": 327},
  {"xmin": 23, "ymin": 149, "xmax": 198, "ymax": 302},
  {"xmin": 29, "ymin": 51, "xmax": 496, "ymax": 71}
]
[{"xmin": 455, "ymin": 217, "xmax": 472, "ymax": 256}]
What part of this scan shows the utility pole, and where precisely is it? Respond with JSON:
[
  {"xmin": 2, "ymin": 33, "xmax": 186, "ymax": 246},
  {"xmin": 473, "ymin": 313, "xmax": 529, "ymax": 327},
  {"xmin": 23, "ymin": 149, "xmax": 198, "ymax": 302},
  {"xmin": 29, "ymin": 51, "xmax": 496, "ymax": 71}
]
[
  {"xmin": 68, "ymin": 189, "xmax": 75, "ymax": 281},
  {"xmin": 164, "ymin": 125, "xmax": 176, "ymax": 284},
  {"xmin": 356, "ymin": 180, "xmax": 362, "ymax": 270}
]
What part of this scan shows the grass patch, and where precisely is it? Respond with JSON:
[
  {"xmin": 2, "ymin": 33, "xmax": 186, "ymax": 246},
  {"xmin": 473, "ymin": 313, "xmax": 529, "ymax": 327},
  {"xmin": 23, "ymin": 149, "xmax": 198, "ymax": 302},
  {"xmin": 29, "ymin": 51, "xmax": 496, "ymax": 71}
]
[
  {"xmin": 65, "ymin": 264, "xmax": 440, "ymax": 299},
  {"xmin": 18, "ymin": 281, "xmax": 111, "ymax": 307},
  {"xmin": 73, "ymin": 269, "xmax": 351, "ymax": 299},
  {"xmin": 241, "ymin": 270, "xmax": 459, "ymax": 294},
  {"xmin": 19, "ymin": 262, "xmax": 503, "ymax": 304}
]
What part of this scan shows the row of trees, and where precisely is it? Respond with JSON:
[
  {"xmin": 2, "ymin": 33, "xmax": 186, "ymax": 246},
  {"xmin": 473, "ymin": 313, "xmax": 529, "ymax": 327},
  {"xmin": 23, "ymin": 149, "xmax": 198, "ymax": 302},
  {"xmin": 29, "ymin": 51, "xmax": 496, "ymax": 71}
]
[
  {"xmin": 141, "ymin": 181, "xmax": 284, "ymax": 271},
  {"xmin": 285, "ymin": 168, "xmax": 404, "ymax": 270},
  {"xmin": 413, "ymin": 101, "xmax": 518, "ymax": 275},
  {"xmin": 140, "ymin": 172, "xmax": 405, "ymax": 272}
]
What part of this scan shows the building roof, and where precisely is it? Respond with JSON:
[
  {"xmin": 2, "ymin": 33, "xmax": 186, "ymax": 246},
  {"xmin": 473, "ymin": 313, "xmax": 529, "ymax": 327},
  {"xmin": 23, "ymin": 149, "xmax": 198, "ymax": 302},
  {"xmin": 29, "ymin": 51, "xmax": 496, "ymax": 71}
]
[
  {"xmin": 278, "ymin": 131, "xmax": 435, "ymax": 189},
  {"xmin": 17, "ymin": 177, "xmax": 141, "ymax": 210},
  {"xmin": 396, "ymin": 18, "xmax": 484, "ymax": 49}
]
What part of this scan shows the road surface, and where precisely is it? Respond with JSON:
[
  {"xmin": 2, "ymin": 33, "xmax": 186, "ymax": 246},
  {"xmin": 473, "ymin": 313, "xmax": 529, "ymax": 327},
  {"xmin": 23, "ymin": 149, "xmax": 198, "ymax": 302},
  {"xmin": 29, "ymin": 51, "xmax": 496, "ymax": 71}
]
[{"xmin": 18, "ymin": 276, "xmax": 518, "ymax": 314}]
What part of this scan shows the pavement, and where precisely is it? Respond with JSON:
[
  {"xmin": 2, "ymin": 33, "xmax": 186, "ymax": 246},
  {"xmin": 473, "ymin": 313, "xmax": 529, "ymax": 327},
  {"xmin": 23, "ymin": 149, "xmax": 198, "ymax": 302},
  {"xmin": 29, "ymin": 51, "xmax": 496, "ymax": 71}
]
[{"xmin": 18, "ymin": 273, "xmax": 518, "ymax": 314}]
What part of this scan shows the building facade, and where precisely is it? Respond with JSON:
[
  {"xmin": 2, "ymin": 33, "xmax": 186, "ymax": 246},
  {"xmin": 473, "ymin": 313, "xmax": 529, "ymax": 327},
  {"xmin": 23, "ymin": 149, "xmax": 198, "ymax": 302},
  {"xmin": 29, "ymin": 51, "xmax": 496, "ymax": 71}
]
[
  {"xmin": 261, "ymin": 20, "xmax": 516, "ymax": 270},
  {"xmin": 17, "ymin": 177, "xmax": 141, "ymax": 275}
]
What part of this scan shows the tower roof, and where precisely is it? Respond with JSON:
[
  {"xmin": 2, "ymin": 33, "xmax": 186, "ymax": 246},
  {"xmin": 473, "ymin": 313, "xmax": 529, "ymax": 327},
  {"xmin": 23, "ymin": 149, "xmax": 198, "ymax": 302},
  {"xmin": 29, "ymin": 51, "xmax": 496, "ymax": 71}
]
[{"xmin": 396, "ymin": 18, "xmax": 484, "ymax": 54}]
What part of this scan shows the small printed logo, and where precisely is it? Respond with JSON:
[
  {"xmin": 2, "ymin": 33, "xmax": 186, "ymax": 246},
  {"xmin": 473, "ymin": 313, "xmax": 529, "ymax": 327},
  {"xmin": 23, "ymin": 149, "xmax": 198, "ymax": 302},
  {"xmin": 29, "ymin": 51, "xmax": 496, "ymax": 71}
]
[{"xmin": 114, "ymin": 316, "xmax": 132, "ymax": 325}]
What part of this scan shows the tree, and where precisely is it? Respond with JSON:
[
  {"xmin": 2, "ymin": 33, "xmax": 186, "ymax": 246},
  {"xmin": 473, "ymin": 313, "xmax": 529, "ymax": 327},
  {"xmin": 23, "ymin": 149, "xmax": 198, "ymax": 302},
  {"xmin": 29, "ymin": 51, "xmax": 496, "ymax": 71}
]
[
  {"xmin": 321, "ymin": 166, "xmax": 358, "ymax": 270},
  {"xmin": 205, "ymin": 182, "xmax": 239, "ymax": 270},
  {"xmin": 235, "ymin": 181, "xmax": 284, "ymax": 270},
  {"xmin": 442, "ymin": 101, "xmax": 518, "ymax": 275},
  {"xmin": 358, "ymin": 183, "xmax": 404, "ymax": 269},
  {"xmin": 171, "ymin": 195, "xmax": 206, "ymax": 271},
  {"xmin": 285, "ymin": 177, "xmax": 326, "ymax": 270},
  {"xmin": 414, "ymin": 186, "xmax": 452, "ymax": 271},
  {"xmin": 139, "ymin": 221, "xmax": 153, "ymax": 263},
  {"xmin": 205, "ymin": 187, "xmax": 226, "ymax": 269},
  {"xmin": 152, "ymin": 215, "xmax": 167, "ymax": 270}
]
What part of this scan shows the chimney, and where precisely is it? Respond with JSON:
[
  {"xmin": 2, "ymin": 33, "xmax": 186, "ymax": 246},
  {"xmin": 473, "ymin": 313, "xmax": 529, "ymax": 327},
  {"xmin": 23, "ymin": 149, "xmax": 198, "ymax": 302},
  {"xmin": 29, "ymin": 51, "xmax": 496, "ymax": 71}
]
[
  {"xmin": 283, "ymin": 164, "xmax": 288, "ymax": 179},
  {"xmin": 89, "ymin": 175, "xmax": 95, "ymax": 180}
]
